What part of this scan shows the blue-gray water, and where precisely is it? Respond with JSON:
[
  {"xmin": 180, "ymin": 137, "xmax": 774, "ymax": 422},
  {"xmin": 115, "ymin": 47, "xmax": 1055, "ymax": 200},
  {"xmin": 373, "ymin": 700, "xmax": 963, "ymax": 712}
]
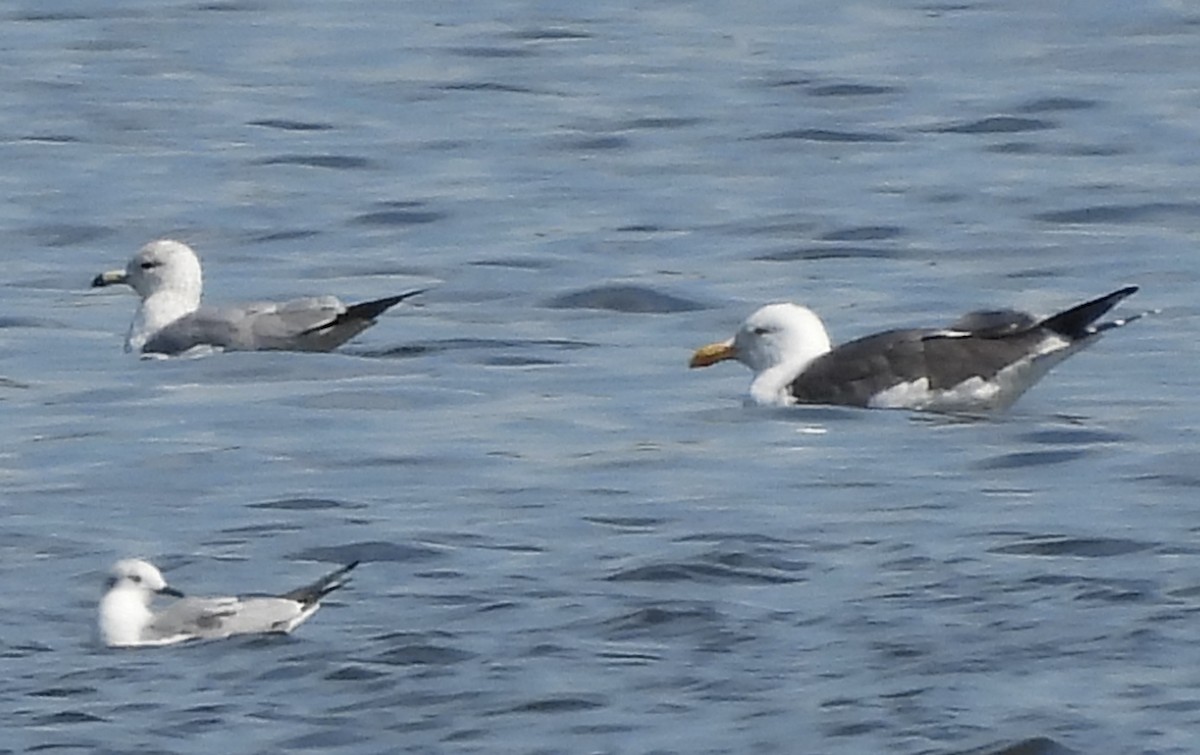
[{"xmin": 3, "ymin": 1, "xmax": 1199, "ymax": 753}]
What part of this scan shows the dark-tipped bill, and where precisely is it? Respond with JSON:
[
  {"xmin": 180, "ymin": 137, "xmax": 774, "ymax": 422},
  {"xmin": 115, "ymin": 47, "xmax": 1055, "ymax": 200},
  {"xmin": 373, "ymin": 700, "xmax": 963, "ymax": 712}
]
[{"xmin": 92, "ymin": 270, "xmax": 129, "ymax": 288}]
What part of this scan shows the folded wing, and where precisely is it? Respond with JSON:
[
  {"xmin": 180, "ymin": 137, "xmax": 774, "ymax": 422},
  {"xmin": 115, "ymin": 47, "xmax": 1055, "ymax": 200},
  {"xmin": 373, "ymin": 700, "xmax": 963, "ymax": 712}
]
[
  {"xmin": 142, "ymin": 291, "xmax": 423, "ymax": 354},
  {"xmin": 145, "ymin": 596, "xmax": 241, "ymax": 642}
]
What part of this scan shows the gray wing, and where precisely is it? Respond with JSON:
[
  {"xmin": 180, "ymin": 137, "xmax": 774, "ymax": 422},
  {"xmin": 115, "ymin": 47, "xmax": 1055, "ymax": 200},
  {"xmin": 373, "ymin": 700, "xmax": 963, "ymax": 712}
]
[
  {"xmin": 200, "ymin": 597, "xmax": 312, "ymax": 635},
  {"xmin": 789, "ymin": 327, "xmax": 1047, "ymax": 407},
  {"xmin": 141, "ymin": 308, "xmax": 241, "ymax": 355},
  {"xmin": 142, "ymin": 562, "xmax": 357, "ymax": 641},
  {"xmin": 236, "ymin": 297, "xmax": 350, "ymax": 351},
  {"xmin": 145, "ymin": 596, "xmax": 241, "ymax": 641},
  {"xmin": 142, "ymin": 291, "xmax": 423, "ymax": 354},
  {"xmin": 147, "ymin": 596, "xmax": 310, "ymax": 640},
  {"xmin": 142, "ymin": 297, "xmax": 346, "ymax": 355}
]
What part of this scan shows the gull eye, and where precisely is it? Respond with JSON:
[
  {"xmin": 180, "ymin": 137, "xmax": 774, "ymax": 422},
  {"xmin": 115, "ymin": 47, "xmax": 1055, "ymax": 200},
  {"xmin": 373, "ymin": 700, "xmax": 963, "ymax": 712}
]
[
  {"xmin": 130, "ymin": 574, "xmax": 142, "ymax": 584},
  {"xmin": 752, "ymin": 326, "xmax": 770, "ymax": 336},
  {"xmin": 139, "ymin": 261, "xmax": 158, "ymax": 270}
]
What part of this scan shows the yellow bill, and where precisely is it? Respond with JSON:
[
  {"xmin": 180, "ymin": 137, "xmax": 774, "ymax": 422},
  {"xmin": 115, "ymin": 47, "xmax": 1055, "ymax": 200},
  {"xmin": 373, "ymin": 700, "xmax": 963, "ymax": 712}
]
[{"xmin": 689, "ymin": 339, "xmax": 737, "ymax": 368}]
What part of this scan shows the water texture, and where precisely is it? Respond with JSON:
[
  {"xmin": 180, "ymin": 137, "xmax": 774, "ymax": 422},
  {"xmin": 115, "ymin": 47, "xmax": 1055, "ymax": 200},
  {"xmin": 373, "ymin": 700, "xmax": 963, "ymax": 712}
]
[{"xmin": 3, "ymin": 1, "xmax": 1199, "ymax": 753}]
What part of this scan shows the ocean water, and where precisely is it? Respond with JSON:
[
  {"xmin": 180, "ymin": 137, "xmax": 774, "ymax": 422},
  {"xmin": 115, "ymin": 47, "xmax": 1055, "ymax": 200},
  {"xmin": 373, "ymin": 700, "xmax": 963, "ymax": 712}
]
[{"xmin": 3, "ymin": 1, "xmax": 1199, "ymax": 753}]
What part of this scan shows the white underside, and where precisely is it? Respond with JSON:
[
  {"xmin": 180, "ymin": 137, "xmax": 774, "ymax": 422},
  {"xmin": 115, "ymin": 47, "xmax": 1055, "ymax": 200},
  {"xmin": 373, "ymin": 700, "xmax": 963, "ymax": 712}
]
[
  {"xmin": 749, "ymin": 364, "xmax": 810, "ymax": 407},
  {"xmin": 108, "ymin": 632, "xmax": 194, "ymax": 649},
  {"xmin": 125, "ymin": 292, "xmax": 198, "ymax": 353},
  {"xmin": 868, "ymin": 374, "xmax": 1006, "ymax": 412},
  {"xmin": 137, "ymin": 345, "xmax": 221, "ymax": 361}
]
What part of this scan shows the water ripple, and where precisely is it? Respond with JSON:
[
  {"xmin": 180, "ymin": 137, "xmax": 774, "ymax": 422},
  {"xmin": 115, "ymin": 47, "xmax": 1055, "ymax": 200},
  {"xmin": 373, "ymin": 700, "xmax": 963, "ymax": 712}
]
[
  {"xmin": 756, "ymin": 128, "xmax": 901, "ymax": 143},
  {"xmin": 544, "ymin": 285, "xmax": 707, "ymax": 313},
  {"xmin": 932, "ymin": 116, "xmax": 1056, "ymax": 134},
  {"xmin": 254, "ymin": 154, "xmax": 376, "ymax": 170},
  {"xmin": 1034, "ymin": 202, "xmax": 1200, "ymax": 225},
  {"xmin": 293, "ymin": 541, "xmax": 442, "ymax": 564},
  {"xmin": 991, "ymin": 536, "xmax": 1154, "ymax": 558}
]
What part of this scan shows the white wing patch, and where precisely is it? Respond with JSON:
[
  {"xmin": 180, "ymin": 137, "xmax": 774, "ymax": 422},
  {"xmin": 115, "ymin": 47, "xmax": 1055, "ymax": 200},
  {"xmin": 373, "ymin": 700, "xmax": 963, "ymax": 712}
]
[
  {"xmin": 868, "ymin": 375, "xmax": 1004, "ymax": 412},
  {"xmin": 921, "ymin": 329, "xmax": 973, "ymax": 339},
  {"xmin": 868, "ymin": 333, "xmax": 1084, "ymax": 412}
]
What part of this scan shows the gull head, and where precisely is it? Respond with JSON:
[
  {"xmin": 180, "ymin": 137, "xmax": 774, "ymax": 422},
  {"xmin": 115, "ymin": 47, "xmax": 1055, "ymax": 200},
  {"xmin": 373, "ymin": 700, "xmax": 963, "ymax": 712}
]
[
  {"xmin": 691, "ymin": 303, "xmax": 833, "ymax": 373},
  {"xmin": 106, "ymin": 558, "xmax": 184, "ymax": 602},
  {"xmin": 92, "ymin": 240, "xmax": 203, "ymax": 304},
  {"xmin": 100, "ymin": 558, "xmax": 185, "ymax": 648},
  {"xmin": 690, "ymin": 303, "xmax": 834, "ymax": 406}
]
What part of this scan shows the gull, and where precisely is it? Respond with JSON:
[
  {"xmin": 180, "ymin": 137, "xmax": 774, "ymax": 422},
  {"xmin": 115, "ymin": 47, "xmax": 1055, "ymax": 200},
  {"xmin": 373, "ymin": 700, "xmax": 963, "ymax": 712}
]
[
  {"xmin": 98, "ymin": 558, "xmax": 358, "ymax": 648},
  {"xmin": 92, "ymin": 239, "xmax": 423, "ymax": 355},
  {"xmin": 690, "ymin": 287, "xmax": 1145, "ymax": 412}
]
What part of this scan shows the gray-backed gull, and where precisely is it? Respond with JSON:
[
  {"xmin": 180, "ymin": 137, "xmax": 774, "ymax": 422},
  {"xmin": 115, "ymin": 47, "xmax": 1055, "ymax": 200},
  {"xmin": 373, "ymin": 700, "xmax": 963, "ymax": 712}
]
[
  {"xmin": 92, "ymin": 239, "xmax": 423, "ymax": 355},
  {"xmin": 99, "ymin": 558, "xmax": 357, "ymax": 648}
]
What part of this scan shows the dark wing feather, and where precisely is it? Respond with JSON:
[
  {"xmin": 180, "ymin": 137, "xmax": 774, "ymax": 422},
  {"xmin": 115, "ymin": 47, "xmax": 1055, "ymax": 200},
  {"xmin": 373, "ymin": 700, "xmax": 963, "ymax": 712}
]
[
  {"xmin": 787, "ymin": 287, "xmax": 1138, "ymax": 408},
  {"xmin": 1036, "ymin": 286, "xmax": 1138, "ymax": 339},
  {"xmin": 918, "ymin": 330, "xmax": 1049, "ymax": 388},
  {"xmin": 307, "ymin": 289, "xmax": 426, "ymax": 334},
  {"xmin": 789, "ymin": 329, "xmax": 934, "ymax": 406},
  {"xmin": 947, "ymin": 309, "xmax": 1036, "ymax": 336},
  {"xmin": 292, "ymin": 289, "xmax": 426, "ymax": 351},
  {"xmin": 279, "ymin": 561, "xmax": 359, "ymax": 606},
  {"xmin": 789, "ymin": 327, "xmax": 1048, "ymax": 406}
]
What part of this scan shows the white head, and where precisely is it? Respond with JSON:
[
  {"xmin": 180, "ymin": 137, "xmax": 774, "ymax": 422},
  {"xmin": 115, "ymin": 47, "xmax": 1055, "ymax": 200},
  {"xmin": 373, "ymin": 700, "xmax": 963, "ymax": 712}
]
[
  {"xmin": 99, "ymin": 558, "xmax": 184, "ymax": 647},
  {"xmin": 106, "ymin": 558, "xmax": 178, "ymax": 599},
  {"xmin": 130, "ymin": 240, "xmax": 203, "ymax": 302},
  {"xmin": 92, "ymin": 240, "xmax": 205, "ymax": 352},
  {"xmin": 691, "ymin": 303, "xmax": 833, "ymax": 405},
  {"xmin": 92, "ymin": 240, "xmax": 203, "ymax": 304}
]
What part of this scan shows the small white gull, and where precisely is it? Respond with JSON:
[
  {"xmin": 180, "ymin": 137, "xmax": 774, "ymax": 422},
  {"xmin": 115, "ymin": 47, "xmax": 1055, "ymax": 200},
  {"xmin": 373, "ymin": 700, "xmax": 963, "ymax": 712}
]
[
  {"xmin": 690, "ymin": 287, "xmax": 1144, "ymax": 412},
  {"xmin": 92, "ymin": 239, "xmax": 423, "ymax": 355},
  {"xmin": 98, "ymin": 558, "xmax": 358, "ymax": 648}
]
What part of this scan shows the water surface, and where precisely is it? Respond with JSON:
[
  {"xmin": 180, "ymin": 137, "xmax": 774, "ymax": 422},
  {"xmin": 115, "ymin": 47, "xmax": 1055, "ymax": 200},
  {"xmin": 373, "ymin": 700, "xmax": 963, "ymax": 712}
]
[{"xmin": 3, "ymin": 1, "xmax": 1198, "ymax": 753}]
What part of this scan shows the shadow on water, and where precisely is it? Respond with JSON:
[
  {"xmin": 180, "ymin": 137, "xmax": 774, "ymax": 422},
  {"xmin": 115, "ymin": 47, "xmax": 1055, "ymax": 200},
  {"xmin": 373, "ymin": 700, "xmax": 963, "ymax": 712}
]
[
  {"xmin": 952, "ymin": 737, "xmax": 1080, "ymax": 755},
  {"xmin": 4, "ymin": 1, "xmax": 1196, "ymax": 754},
  {"xmin": 543, "ymin": 284, "xmax": 708, "ymax": 314}
]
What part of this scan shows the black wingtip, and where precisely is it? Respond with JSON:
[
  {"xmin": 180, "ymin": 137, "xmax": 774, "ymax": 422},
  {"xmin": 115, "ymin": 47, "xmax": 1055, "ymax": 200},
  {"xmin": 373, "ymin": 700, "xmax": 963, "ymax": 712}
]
[
  {"xmin": 342, "ymin": 289, "xmax": 427, "ymax": 322},
  {"xmin": 282, "ymin": 561, "xmax": 361, "ymax": 605},
  {"xmin": 1039, "ymin": 286, "xmax": 1139, "ymax": 340},
  {"xmin": 323, "ymin": 560, "xmax": 360, "ymax": 586}
]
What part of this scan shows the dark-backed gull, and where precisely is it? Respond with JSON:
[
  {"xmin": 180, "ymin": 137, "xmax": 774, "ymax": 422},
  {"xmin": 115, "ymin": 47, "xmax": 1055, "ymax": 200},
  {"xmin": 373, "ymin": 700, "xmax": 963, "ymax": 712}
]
[{"xmin": 690, "ymin": 287, "xmax": 1142, "ymax": 412}]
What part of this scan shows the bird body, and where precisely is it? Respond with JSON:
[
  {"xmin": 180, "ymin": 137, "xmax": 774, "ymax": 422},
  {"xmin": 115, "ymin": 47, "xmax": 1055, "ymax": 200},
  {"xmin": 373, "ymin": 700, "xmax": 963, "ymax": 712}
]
[
  {"xmin": 98, "ymin": 558, "xmax": 358, "ymax": 648},
  {"xmin": 92, "ymin": 240, "xmax": 422, "ymax": 355},
  {"xmin": 691, "ymin": 287, "xmax": 1142, "ymax": 413}
]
